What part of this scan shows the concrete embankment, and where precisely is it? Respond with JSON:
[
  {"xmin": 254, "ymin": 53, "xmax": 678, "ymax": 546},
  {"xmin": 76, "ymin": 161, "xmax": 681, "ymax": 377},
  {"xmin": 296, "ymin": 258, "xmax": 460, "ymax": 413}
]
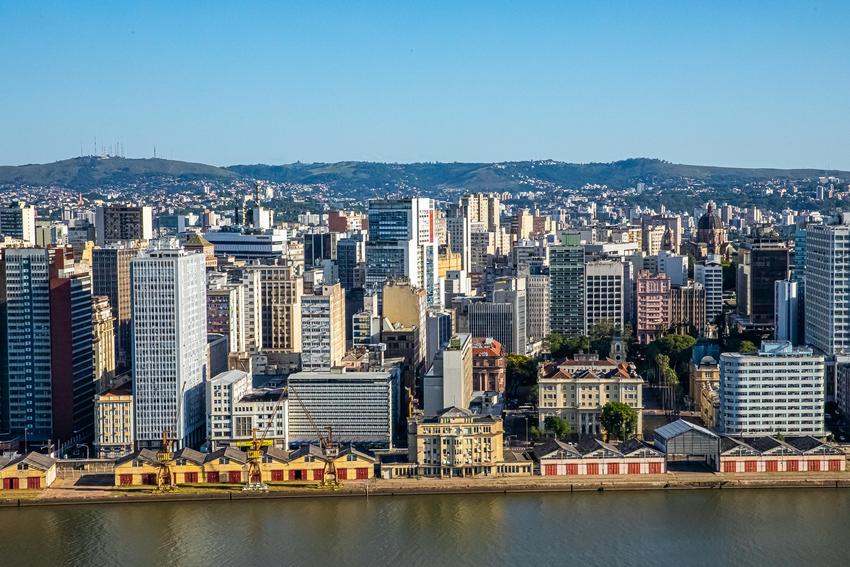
[{"xmin": 2, "ymin": 473, "xmax": 850, "ymax": 509}]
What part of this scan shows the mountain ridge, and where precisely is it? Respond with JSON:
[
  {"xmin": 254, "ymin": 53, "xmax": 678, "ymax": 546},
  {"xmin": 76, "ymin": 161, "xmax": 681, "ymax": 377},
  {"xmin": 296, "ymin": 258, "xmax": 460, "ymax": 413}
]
[{"xmin": 0, "ymin": 156, "xmax": 846, "ymax": 193}]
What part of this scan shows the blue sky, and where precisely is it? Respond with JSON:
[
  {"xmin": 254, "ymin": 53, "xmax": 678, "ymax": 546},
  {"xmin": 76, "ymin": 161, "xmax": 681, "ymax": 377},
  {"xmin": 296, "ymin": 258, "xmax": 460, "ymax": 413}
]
[{"xmin": 1, "ymin": 1, "xmax": 849, "ymax": 168}]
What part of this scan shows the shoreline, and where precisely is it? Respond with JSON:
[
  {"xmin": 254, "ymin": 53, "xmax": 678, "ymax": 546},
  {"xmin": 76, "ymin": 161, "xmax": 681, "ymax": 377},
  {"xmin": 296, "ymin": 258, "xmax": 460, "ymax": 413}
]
[{"xmin": 3, "ymin": 473, "xmax": 850, "ymax": 508}]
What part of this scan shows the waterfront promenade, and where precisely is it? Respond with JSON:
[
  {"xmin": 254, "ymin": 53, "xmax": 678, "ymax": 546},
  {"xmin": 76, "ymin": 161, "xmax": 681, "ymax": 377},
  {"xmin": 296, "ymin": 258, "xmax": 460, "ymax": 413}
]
[{"xmin": 3, "ymin": 470, "xmax": 850, "ymax": 508}]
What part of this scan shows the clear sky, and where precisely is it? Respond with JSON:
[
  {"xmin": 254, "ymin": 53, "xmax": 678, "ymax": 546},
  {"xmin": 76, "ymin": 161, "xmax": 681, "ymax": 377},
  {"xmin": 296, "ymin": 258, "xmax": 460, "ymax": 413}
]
[{"xmin": 1, "ymin": 1, "xmax": 849, "ymax": 168}]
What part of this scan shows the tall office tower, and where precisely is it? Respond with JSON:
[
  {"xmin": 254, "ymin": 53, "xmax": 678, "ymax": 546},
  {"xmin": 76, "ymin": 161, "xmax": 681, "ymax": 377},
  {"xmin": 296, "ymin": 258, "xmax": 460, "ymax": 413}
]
[
  {"xmin": 49, "ymin": 253, "xmax": 95, "ymax": 445},
  {"xmin": 95, "ymin": 204, "xmax": 153, "ymax": 245},
  {"xmin": 526, "ymin": 272, "xmax": 550, "ymax": 343},
  {"xmin": 642, "ymin": 223, "xmax": 666, "ymax": 256},
  {"xmin": 513, "ymin": 208, "xmax": 534, "ymax": 240},
  {"xmin": 720, "ymin": 342, "xmax": 824, "ymax": 436},
  {"xmin": 0, "ymin": 247, "xmax": 94, "ymax": 445},
  {"xmin": 461, "ymin": 193, "xmax": 501, "ymax": 232},
  {"xmin": 469, "ymin": 277, "xmax": 527, "ymax": 355},
  {"xmin": 0, "ymin": 248, "xmax": 52, "ymax": 440},
  {"xmin": 382, "ymin": 279, "xmax": 428, "ymax": 367},
  {"xmin": 805, "ymin": 217, "xmax": 850, "ymax": 356},
  {"xmin": 423, "ymin": 333, "xmax": 473, "ymax": 416},
  {"xmin": 303, "ymin": 231, "xmax": 334, "ymax": 269},
  {"xmin": 445, "ymin": 215, "xmax": 471, "ymax": 272},
  {"xmin": 775, "ymin": 279, "xmax": 799, "ymax": 345},
  {"xmin": 735, "ymin": 227, "xmax": 789, "ymax": 330},
  {"xmin": 337, "ymin": 234, "xmax": 365, "ymax": 290},
  {"xmin": 694, "ymin": 254, "xmax": 723, "ymax": 326},
  {"xmin": 365, "ymin": 198, "xmax": 440, "ymax": 307},
  {"xmin": 131, "ymin": 241, "xmax": 207, "ymax": 449},
  {"xmin": 91, "ymin": 295, "xmax": 116, "ymax": 393},
  {"xmin": 634, "ymin": 270, "xmax": 671, "ymax": 344},
  {"xmin": 207, "ymin": 272, "xmax": 246, "ymax": 353},
  {"xmin": 469, "ymin": 227, "xmax": 495, "ymax": 275},
  {"xmin": 246, "ymin": 260, "xmax": 303, "ymax": 353},
  {"xmin": 301, "ymin": 283, "xmax": 346, "ymax": 371},
  {"xmin": 584, "ymin": 260, "xmax": 624, "ymax": 333},
  {"xmin": 233, "ymin": 268, "xmax": 263, "ymax": 352},
  {"xmin": 0, "ymin": 201, "xmax": 36, "ymax": 244},
  {"xmin": 91, "ymin": 245, "xmax": 137, "ymax": 369},
  {"xmin": 549, "ymin": 232, "xmax": 585, "ymax": 337}
]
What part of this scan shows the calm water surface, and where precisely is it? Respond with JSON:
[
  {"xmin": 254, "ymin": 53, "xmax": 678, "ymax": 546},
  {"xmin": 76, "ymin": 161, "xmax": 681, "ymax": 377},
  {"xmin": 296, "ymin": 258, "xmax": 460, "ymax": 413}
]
[{"xmin": 0, "ymin": 489, "xmax": 846, "ymax": 566}]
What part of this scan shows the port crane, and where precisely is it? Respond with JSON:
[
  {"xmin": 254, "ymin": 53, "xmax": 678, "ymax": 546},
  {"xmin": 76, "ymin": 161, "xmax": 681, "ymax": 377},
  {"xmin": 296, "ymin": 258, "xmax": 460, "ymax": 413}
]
[
  {"xmin": 154, "ymin": 383, "xmax": 187, "ymax": 492},
  {"xmin": 287, "ymin": 385, "xmax": 341, "ymax": 489},
  {"xmin": 237, "ymin": 388, "xmax": 287, "ymax": 492}
]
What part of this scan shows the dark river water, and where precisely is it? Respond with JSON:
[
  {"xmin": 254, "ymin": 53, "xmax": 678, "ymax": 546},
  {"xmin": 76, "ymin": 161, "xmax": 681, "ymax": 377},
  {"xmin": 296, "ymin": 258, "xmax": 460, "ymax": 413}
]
[{"xmin": 0, "ymin": 489, "xmax": 847, "ymax": 566}]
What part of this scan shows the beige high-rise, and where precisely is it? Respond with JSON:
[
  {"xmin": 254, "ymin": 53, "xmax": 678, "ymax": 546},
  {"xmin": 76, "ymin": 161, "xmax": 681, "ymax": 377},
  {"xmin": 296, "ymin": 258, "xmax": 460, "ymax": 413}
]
[{"xmin": 301, "ymin": 282, "xmax": 346, "ymax": 371}]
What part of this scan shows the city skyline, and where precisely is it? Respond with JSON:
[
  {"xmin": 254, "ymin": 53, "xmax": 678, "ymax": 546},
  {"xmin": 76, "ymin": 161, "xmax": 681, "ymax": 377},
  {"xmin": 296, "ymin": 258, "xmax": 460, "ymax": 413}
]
[{"xmin": 2, "ymin": 2, "xmax": 849, "ymax": 169}]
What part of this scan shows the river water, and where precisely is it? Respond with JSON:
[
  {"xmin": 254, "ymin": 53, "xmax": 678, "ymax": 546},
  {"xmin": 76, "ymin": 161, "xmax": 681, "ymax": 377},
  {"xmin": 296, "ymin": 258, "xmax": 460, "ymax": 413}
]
[{"xmin": 0, "ymin": 489, "xmax": 846, "ymax": 566}]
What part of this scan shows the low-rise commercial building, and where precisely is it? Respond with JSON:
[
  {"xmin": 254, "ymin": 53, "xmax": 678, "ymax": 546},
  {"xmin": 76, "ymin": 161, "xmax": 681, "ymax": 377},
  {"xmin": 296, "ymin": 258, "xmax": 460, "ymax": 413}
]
[
  {"xmin": 712, "ymin": 436, "xmax": 845, "ymax": 473},
  {"xmin": 93, "ymin": 387, "xmax": 134, "ymax": 459},
  {"xmin": 206, "ymin": 370, "xmax": 288, "ymax": 451},
  {"xmin": 0, "ymin": 453, "xmax": 57, "ymax": 490}
]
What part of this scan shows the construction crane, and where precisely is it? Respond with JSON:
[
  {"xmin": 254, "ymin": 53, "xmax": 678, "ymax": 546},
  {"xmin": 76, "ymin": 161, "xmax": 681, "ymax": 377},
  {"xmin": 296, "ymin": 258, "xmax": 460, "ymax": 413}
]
[
  {"xmin": 287, "ymin": 385, "xmax": 340, "ymax": 489},
  {"xmin": 238, "ymin": 388, "xmax": 287, "ymax": 492},
  {"xmin": 154, "ymin": 383, "xmax": 186, "ymax": 492}
]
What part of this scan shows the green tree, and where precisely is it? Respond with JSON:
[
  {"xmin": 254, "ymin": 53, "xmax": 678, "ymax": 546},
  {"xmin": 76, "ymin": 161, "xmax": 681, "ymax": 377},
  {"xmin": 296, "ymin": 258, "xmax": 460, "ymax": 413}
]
[
  {"xmin": 589, "ymin": 320, "xmax": 616, "ymax": 358},
  {"xmin": 543, "ymin": 415, "xmax": 572, "ymax": 440},
  {"xmin": 655, "ymin": 353, "xmax": 680, "ymax": 412},
  {"xmin": 600, "ymin": 402, "xmax": 639, "ymax": 441},
  {"xmin": 506, "ymin": 354, "xmax": 537, "ymax": 388},
  {"xmin": 528, "ymin": 425, "xmax": 542, "ymax": 442},
  {"xmin": 739, "ymin": 340, "xmax": 758, "ymax": 353},
  {"xmin": 546, "ymin": 332, "xmax": 589, "ymax": 359}
]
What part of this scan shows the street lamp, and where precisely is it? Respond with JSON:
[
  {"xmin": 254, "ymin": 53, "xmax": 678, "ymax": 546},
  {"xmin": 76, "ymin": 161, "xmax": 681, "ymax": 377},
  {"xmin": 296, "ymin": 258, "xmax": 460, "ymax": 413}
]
[{"xmin": 75, "ymin": 444, "xmax": 90, "ymax": 460}]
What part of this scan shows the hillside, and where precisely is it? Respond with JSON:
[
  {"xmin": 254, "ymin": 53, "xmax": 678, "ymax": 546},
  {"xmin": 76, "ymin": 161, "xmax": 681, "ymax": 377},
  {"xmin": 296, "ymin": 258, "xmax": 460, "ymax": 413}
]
[
  {"xmin": 1, "ymin": 156, "xmax": 846, "ymax": 194},
  {"xmin": 0, "ymin": 156, "xmax": 236, "ymax": 188}
]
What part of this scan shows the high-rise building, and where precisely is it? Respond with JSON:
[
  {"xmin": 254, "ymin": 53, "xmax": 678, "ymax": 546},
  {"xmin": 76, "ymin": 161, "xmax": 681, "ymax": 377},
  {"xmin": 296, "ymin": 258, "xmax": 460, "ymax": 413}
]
[
  {"xmin": 0, "ymin": 201, "xmax": 36, "ymax": 244},
  {"xmin": 549, "ymin": 232, "xmax": 585, "ymax": 337},
  {"xmin": 634, "ymin": 270, "xmax": 671, "ymax": 344},
  {"xmin": 461, "ymin": 193, "xmax": 501, "ymax": 232},
  {"xmin": 775, "ymin": 279, "xmax": 799, "ymax": 345},
  {"xmin": 720, "ymin": 341, "xmax": 824, "ymax": 436},
  {"xmin": 735, "ymin": 228, "xmax": 789, "ymax": 329},
  {"xmin": 469, "ymin": 277, "xmax": 527, "ymax": 355},
  {"xmin": 246, "ymin": 260, "xmax": 303, "ymax": 353},
  {"xmin": 695, "ymin": 255, "xmax": 723, "ymax": 326},
  {"xmin": 92, "ymin": 295, "xmax": 116, "ymax": 392},
  {"xmin": 95, "ymin": 204, "xmax": 153, "ymax": 245},
  {"xmin": 584, "ymin": 260, "xmax": 624, "ymax": 333},
  {"xmin": 0, "ymin": 247, "xmax": 95, "ymax": 446},
  {"xmin": 91, "ymin": 245, "xmax": 137, "ymax": 369},
  {"xmin": 445, "ymin": 215, "xmax": 471, "ymax": 273},
  {"xmin": 526, "ymin": 272, "xmax": 550, "ymax": 343},
  {"xmin": 423, "ymin": 333, "xmax": 473, "ymax": 415},
  {"xmin": 131, "ymin": 241, "xmax": 207, "ymax": 449},
  {"xmin": 207, "ymin": 272, "xmax": 246, "ymax": 353},
  {"xmin": 366, "ymin": 198, "xmax": 440, "ymax": 306},
  {"xmin": 301, "ymin": 283, "xmax": 346, "ymax": 371},
  {"xmin": 336, "ymin": 234, "xmax": 365, "ymax": 290},
  {"xmin": 382, "ymin": 279, "xmax": 427, "ymax": 367},
  {"xmin": 805, "ymin": 219, "xmax": 850, "ymax": 356}
]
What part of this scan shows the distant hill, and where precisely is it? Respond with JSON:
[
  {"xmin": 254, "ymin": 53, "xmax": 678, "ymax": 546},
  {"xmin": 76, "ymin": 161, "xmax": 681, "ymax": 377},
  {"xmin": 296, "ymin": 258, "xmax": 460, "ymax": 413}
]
[
  {"xmin": 1, "ymin": 156, "xmax": 846, "ymax": 193},
  {"xmin": 228, "ymin": 159, "xmax": 849, "ymax": 195},
  {"xmin": 0, "ymin": 156, "xmax": 236, "ymax": 188}
]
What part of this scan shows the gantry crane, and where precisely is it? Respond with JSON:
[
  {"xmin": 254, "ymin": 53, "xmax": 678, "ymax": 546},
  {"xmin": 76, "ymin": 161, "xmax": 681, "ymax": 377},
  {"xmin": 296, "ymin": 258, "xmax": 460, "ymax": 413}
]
[
  {"xmin": 154, "ymin": 383, "xmax": 186, "ymax": 492},
  {"xmin": 237, "ymin": 388, "xmax": 287, "ymax": 492},
  {"xmin": 287, "ymin": 385, "xmax": 341, "ymax": 488}
]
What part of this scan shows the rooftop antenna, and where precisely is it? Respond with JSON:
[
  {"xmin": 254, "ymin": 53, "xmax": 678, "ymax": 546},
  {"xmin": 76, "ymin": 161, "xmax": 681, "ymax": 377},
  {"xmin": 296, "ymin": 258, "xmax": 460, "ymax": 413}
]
[{"xmin": 154, "ymin": 145, "xmax": 157, "ymax": 159}]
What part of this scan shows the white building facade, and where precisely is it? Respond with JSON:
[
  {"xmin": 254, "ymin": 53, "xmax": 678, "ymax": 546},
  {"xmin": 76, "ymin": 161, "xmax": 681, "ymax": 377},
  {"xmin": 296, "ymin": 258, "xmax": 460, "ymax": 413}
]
[{"xmin": 720, "ymin": 341, "xmax": 825, "ymax": 437}]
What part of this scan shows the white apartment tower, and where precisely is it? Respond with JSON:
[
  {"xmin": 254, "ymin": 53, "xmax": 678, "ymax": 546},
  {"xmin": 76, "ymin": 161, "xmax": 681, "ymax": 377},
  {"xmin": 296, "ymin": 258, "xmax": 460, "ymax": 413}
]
[
  {"xmin": 301, "ymin": 282, "xmax": 346, "ymax": 371},
  {"xmin": 695, "ymin": 254, "xmax": 723, "ymax": 325},
  {"xmin": 131, "ymin": 240, "xmax": 208, "ymax": 449}
]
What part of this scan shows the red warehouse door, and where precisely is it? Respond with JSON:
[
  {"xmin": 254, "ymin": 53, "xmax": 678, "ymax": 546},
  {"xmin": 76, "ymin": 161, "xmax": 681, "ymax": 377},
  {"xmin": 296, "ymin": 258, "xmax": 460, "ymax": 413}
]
[
  {"xmin": 566, "ymin": 464, "xmax": 578, "ymax": 475},
  {"xmin": 627, "ymin": 463, "xmax": 641, "ymax": 475},
  {"xmin": 544, "ymin": 464, "xmax": 558, "ymax": 476},
  {"xmin": 207, "ymin": 472, "xmax": 220, "ymax": 483},
  {"xmin": 228, "ymin": 471, "xmax": 242, "ymax": 483},
  {"xmin": 723, "ymin": 461, "xmax": 737, "ymax": 473},
  {"xmin": 586, "ymin": 463, "xmax": 599, "ymax": 475},
  {"xmin": 607, "ymin": 463, "xmax": 620, "ymax": 475},
  {"xmin": 119, "ymin": 474, "xmax": 133, "ymax": 486},
  {"xmin": 26, "ymin": 477, "xmax": 41, "ymax": 489},
  {"xmin": 356, "ymin": 468, "xmax": 369, "ymax": 480}
]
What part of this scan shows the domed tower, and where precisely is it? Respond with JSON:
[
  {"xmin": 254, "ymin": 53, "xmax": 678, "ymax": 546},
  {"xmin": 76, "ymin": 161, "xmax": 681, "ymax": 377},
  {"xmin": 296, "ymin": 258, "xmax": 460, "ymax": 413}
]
[{"xmin": 696, "ymin": 202, "xmax": 727, "ymax": 255}]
